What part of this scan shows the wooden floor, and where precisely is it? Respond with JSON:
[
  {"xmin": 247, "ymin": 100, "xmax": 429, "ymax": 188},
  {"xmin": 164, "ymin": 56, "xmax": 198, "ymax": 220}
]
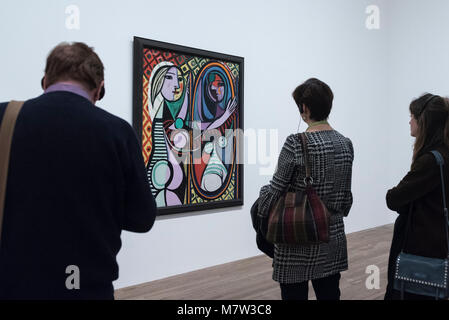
[{"xmin": 115, "ymin": 224, "xmax": 393, "ymax": 300}]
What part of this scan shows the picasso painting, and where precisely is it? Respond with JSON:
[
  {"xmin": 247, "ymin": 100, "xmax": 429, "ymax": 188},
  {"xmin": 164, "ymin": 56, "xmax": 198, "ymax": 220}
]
[{"xmin": 133, "ymin": 37, "xmax": 244, "ymax": 215}]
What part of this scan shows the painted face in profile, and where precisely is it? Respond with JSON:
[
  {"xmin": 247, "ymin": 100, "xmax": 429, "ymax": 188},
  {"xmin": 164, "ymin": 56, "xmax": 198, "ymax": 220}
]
[
  {"xmin": 161, "ymin": 67, "xmax": 183, "ymax": 101},
  {"xmin": 207, "ymin": 73, "xmax": 225, "ymax": 103}
]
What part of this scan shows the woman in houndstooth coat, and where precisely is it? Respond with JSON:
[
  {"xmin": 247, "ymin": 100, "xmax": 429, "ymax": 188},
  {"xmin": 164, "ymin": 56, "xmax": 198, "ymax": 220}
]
[{"xmin": 258, "ymin": 78, "xmax": 354, "ymax": 300}]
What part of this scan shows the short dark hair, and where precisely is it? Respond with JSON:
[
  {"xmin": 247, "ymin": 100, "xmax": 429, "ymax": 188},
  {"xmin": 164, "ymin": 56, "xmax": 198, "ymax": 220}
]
[
  {"xmin": 292, "ymin": 78, "xmax": 334, "ymax": 121},
  {"xmin": 45, "ymin": 42, "xmax": 104, "ymax": 91}
]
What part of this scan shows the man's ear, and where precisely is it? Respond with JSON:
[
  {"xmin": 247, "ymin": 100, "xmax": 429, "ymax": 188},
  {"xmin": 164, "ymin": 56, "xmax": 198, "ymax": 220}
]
[
  {"xmin": 94, "ymin": 80, "xmax": 105, "ymax": 102},
  {"xmin": 41, "ymin": 76, "xmax": 47, "ymax": 90}
]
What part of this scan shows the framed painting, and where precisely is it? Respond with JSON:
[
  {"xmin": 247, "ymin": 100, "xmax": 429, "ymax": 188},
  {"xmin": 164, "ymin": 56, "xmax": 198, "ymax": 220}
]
[{"xmin": 133, "ymin": 37, "xmax": 244, "ymax": 215}]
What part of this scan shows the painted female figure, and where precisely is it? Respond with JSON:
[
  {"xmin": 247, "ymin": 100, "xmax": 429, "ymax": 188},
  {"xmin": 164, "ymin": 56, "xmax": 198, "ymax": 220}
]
[{"xmin": 147, "ymin": 61, "xmax": 190, "ymax": 207}]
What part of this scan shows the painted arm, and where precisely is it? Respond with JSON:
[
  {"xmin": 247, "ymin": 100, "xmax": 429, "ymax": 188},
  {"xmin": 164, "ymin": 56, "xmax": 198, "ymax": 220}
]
[{"xmin": 204, "ymin": 96, "xmax": 237, "ymax": 130}]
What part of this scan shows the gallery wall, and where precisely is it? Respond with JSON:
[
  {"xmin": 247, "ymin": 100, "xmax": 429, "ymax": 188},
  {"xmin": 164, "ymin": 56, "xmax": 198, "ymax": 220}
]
[
  {"xmin": 0, "ymin": 0, "xmax": 421, "ymax": 289},
  {"xmin": 386, "ymin": 0, "xmax": 449, "ymax": 188}
]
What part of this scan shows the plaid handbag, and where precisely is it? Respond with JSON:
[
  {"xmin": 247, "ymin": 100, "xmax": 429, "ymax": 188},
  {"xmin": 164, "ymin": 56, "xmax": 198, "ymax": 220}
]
[{"xmin": 266, "ymin": 133, "xmax": 330, "ymax": 245}]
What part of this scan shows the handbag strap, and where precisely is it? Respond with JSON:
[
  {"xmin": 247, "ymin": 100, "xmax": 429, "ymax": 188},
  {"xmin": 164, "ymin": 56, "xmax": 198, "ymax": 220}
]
[
  {"xmin": 299, "ymin": 133, "xmax": 313, "ymax": 185},
  {"xmin": 0, "ymin": 101, "xmax": 25, "ymax": 247},
  {"xmin": 402, "ymin": 150, "xmax": 449, "ymax": 258},
  {"xmin": 285, "ymin": 133, "xmax": 312, "ymax": 191}
]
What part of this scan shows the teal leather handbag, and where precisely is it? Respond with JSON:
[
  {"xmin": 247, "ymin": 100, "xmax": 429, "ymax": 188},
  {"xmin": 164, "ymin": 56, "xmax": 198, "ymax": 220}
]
[{"xmin": 394, "ymin": 150, "xmax": 449, "ymax": 300}]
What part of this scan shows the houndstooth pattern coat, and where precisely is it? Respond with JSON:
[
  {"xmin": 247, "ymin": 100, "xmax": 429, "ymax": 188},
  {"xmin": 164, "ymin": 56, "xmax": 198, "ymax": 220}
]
[{"xmin": 258, "ymin": 130, "xmax": 354, "ymax": 284}]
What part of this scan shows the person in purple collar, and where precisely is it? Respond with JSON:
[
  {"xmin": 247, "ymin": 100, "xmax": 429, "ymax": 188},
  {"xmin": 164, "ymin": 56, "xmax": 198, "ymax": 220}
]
[
  {"xmin": 0, "ymin": 42, "xmax": 157, "ymax": 300},
  {"xmin": 43, "ymin": 81, "xmax": 100, "ymax": 103},
  {"xmin": 41, "ymin": 43, "xmax": 105, "ymax": 103}
]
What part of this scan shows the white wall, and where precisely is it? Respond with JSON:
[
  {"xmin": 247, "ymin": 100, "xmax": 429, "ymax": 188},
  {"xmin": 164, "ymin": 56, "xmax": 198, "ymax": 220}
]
[
  {"xmin": 386, "ymin": 0, "xmax": 449, "ymax": 187},
  {"xmin": 0, "ymin": 0, "xmax": 411, "ymax": 289}
]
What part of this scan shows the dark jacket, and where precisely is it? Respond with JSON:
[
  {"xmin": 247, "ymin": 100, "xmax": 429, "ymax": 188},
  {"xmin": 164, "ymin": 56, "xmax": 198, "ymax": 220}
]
[
  {"xmin": 385, "ymin": 146, "xmax": 449, "ymax": 299},
  {"xmin": 0, "ymin": 92, "xmax": 157, "ymax": 299}
]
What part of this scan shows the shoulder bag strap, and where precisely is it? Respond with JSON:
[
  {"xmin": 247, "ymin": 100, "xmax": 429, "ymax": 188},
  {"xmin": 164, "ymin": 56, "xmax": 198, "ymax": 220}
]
[
  {"xmin": 299, "ymin": 133, "xmax": 312, "ymax": 186},
  {"xmin": 0, "ymin": 101, "xmax": 25, "ymax": 246},
  {"xmin": 429, "ymin": 150, "xmax": 449, "ymax": 258}
]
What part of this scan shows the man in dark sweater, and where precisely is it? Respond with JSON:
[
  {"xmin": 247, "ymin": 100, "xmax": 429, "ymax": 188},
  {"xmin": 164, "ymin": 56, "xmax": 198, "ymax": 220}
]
[{"xmin": 0, "ymin": 42, "xmax": 157, "ymax": 299}]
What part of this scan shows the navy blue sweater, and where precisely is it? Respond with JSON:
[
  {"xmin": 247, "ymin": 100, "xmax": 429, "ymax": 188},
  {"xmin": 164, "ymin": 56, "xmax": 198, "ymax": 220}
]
[{"xmin": 0, "ymin": 91, "xmax": 157, "ymax": 299}]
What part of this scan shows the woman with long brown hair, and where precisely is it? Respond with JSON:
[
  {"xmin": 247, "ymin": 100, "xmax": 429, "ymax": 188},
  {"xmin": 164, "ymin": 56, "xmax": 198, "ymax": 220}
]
[{"xmin": 385, "ymin": 93, "xmax": 449, "ymax": 300}]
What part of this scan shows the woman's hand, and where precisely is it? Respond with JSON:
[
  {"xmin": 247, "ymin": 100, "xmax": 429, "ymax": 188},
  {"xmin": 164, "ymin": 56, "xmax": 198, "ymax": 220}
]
[{"xmin": 223, "ymin": 96, "xmax": 237, "ymax": 118}]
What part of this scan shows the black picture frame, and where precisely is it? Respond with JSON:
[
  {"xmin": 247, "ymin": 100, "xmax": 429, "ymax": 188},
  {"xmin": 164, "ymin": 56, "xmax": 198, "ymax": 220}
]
[{"xmin": 132, "ymin": 36, "xmax": 244, "ymax": 216}]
